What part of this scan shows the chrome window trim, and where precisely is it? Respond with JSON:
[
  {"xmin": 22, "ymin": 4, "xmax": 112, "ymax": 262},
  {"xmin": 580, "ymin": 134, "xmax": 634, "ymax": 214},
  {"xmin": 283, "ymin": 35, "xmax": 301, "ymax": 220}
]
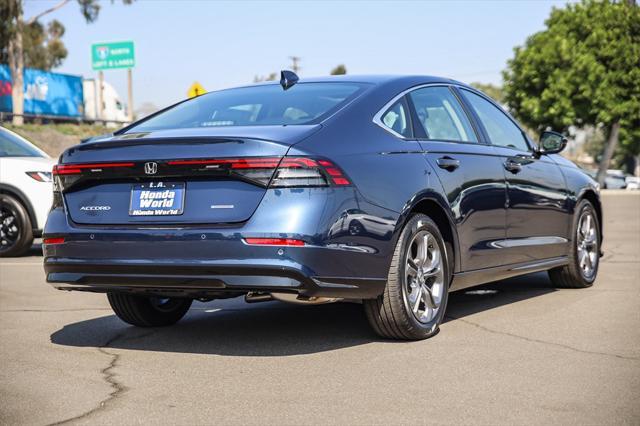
[
  {"xmin": 373, "ymin": 82, "xmax": 531, "ymax": 149},
  {"xmin": 457, "ymin": 86, "xmax": 534, "ymax": 152},
  {"xmin": 373, "ymin": 83, "xmax": 453, "ymax": 140}
]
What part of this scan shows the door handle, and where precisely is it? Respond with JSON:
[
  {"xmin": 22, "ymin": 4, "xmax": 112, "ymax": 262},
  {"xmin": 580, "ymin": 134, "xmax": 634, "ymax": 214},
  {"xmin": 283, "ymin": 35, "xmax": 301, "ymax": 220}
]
[
  {"xmin": 503, "ymin": 159, "xmax": 522, "ymax": 174},
  {"xmin": 436, "ymin": 156, "xmax": 460, "ymax": 171}
]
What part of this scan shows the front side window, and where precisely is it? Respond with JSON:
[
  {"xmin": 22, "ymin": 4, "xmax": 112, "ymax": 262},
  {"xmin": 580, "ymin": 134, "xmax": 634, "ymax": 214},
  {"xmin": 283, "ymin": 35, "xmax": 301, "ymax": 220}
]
[
  {"xmin": 380, "ymin": 98, "xmax": 412, "ymax": 138},
  {"xmin": 127, "ymin": 83, "xmax": 366, "ymax": 132},
  {"xmin": 461, "ymin": 89, "xmax": 529, "ymax": 151},
  {"xmin": 0, "ymin": 129, "xmax": 46, "ymax": 158},
  {"xmin": 409, "ymin": 86, "xmax": 477, "ymax": 142}
]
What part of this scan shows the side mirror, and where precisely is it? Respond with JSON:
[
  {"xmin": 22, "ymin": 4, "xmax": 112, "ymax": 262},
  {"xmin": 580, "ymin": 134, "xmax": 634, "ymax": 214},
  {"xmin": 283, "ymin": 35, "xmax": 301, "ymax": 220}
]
[{"xmin": 538, "ymin": 131, "xmax": 567, "ymax": 154}]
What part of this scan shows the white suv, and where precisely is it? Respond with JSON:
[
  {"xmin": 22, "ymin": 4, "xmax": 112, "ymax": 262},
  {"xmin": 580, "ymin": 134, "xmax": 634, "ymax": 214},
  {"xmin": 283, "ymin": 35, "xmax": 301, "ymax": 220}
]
[{"xmin": 0, "ymin": 127, "xmax": 55, "ymax": 256}]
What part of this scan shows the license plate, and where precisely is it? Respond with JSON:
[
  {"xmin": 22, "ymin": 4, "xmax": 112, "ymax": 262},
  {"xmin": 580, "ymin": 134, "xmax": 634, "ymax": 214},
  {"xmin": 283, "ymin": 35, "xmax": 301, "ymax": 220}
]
[{"xmin": 129, "ymin": 182, "xmax": 185, "ymax": 216}]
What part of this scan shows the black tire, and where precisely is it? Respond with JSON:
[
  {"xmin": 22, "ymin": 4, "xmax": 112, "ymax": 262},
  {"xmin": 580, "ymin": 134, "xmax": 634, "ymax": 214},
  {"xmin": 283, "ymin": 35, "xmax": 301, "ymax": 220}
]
[
  {"xmin": 363, "ymin": 214, "xmax": 451, "ymax": 340},
  {"xmin": 0, "ymin": 194, "xmax": 34, "ymax": 257},
  {"xmin": 107, "ymin": 293, "xmax": 193, "ymax": 327},
  {"xmin": 348, "ymin": 220, "xmax": 364, "ymax": 236},
  {"xmin": 549, "ymin": 199, "xmax": 600, "ymax": 288}
]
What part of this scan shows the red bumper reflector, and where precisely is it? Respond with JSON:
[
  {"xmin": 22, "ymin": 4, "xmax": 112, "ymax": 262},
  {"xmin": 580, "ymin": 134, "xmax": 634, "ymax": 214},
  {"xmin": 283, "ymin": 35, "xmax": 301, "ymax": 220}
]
[
  {"xmin": 243, "ymin": 238, "xmax": 305, "ymax": 246},
  {"xmin": 43, "ymin": 237, "xmax": 65, "ymax": 245}
]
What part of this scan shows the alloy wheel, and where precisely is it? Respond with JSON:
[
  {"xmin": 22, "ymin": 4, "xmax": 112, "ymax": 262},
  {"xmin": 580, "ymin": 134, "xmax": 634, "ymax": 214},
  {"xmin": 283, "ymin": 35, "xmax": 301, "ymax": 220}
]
[
  {"xmin": 577, "ymin": 210, "xmax": 598, "ymax": 280},
  {"xmin": 404, "ymin": 230, "xmax": 445, "ymax": 323}
]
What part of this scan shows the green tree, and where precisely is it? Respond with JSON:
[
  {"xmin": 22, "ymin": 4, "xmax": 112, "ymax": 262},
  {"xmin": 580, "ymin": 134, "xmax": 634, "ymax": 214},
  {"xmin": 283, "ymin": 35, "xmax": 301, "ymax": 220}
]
[
  {"xmin": 0, "ymin": 11, "xmax": 67, "ymax": 70},
  {"xmin": 22, "ymin": 20, "xmax": 68, "ymax": 70},
  {"xmin": 470, "ymin": 82, "xmax": 504, "ymax": 104},
  {"xmin": 330, "ymin": 64, "xmax": 347, "ymax": 75},
  {"xmin": 1, "ymin": 0, "xmax": 133, "ymax": 125},
  {"xmin": 503, "ymin": 0, "xmax": 640, "ymax": 185}
]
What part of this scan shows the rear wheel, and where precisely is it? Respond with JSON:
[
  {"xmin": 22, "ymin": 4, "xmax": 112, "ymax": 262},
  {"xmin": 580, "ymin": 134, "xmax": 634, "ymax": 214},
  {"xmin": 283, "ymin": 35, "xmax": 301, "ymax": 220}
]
[
  {"xmin": 364, "ymin": 214, "xmax": 450, "ymax": 340},
  {"xmin": 549, "ymin": 200, "xmax": 600, "ymax": 288},
  {"xmin": 0, "ymin": 194, "xmax": 33, "ymax": 257},
  {"xmin": 107, "ymin": 293, "xmax": 192, "ymax": 327}
]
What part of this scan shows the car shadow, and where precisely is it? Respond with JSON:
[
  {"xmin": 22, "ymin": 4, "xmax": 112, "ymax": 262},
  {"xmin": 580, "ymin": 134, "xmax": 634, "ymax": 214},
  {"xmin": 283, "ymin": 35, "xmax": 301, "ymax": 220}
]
[
  {"xmin": 50, "ymin": 272, "xmax": 556, "ymax": 357},
  {"xmin": 26, "ymin": 241, "xmax": 43, "ymax": 257},
  {"xmin": 445, "ymin": 271, "xmax": 556, "ymax": 321}
]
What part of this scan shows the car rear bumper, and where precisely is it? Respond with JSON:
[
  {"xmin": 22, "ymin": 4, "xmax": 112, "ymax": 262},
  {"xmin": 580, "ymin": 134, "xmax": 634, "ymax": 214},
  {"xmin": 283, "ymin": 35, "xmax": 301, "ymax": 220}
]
[
  {"xmin": 44, "ymin": 256, "xmax": 386, "ymax": 299},
  {"xmin": 43, "ymin": 187, "xmax": 398, "ymax": 299}
]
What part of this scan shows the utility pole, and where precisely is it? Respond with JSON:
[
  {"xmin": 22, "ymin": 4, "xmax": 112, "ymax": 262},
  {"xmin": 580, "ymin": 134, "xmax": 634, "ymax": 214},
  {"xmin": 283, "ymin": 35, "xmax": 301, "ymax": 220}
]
[
  {"xmin": 127, "ymin": 68, "xmax": 134, "ymax": 122},
  {"xmin": 97, "ymin": 70, "xmax": 104, "ymax": 121},
  {"xmin": 289, "ymin": 56, "xmax": 301, "ymax": 73}
]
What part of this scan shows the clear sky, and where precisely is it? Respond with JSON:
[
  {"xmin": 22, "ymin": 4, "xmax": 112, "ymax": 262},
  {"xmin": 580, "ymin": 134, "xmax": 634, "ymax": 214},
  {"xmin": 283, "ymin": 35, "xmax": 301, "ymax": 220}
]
[{"xmin": 23, "ymin": 0, "xmax": 570, "ymax": 111}]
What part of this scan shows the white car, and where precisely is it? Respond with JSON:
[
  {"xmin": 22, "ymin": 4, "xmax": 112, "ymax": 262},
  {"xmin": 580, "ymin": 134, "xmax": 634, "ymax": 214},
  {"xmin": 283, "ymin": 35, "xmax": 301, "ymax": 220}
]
[
  {"xmin": 0, "ymin": 127, "xmax": 55, "ymax": 256},
  {"xmin": 625, "ymin": 176, "xmax": 640, "ymax": 190}
]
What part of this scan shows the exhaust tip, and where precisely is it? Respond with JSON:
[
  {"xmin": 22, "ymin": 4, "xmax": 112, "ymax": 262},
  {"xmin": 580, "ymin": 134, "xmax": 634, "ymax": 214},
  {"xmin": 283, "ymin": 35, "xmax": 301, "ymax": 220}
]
[{"xmin": 244, "ymin": 292, "xmax": 274, "ymax": 304}]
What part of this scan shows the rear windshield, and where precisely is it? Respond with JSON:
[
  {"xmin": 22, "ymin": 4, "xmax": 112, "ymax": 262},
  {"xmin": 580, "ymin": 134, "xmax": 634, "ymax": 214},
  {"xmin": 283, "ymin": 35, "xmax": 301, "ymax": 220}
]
[
  {"xmin": 0, "ymin": 128, "xmax": 46, "ymax": 158},
  {"xmin": 127, "ymin": 82, "xmax": 366, "ymax": 132}
]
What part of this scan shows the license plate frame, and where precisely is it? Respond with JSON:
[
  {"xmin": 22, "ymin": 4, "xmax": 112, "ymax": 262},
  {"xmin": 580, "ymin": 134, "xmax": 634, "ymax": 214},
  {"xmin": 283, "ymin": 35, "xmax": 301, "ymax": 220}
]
[{"xmin": 129, "ymin": 182, "xmax": 185, "ymax": 216}]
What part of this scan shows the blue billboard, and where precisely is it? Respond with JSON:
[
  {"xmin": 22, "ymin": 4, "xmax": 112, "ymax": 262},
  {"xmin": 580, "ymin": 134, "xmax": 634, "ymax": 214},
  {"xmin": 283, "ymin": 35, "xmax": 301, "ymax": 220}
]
[{"xmin": 0, "ymin": 65, "xmax": 84, "ymax": 118}]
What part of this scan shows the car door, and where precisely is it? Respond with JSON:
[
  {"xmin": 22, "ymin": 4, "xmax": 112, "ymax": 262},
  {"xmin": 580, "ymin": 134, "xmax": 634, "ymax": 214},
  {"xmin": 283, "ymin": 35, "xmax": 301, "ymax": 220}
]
[
  {"xmin": 406, "ymin": 85, "xmax": 507, "ymax": 271},
  {"xmin": 458, "ymin": 88, "xmax": 569, "ymax": 263}
]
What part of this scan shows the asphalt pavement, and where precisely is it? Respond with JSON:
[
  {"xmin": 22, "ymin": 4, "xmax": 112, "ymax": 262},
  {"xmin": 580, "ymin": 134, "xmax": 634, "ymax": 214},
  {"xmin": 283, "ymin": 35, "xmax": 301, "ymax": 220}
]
[{"xmin": 1, "ymin": 192, "xmax": 639, "ymax": 425}]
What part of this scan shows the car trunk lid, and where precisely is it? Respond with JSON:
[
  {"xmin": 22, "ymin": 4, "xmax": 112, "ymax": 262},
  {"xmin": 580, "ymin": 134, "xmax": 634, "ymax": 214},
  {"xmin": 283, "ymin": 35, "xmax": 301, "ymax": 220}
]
[{"xmin": 57, "ymin": 126, "xmax": 320, "ymax": 226}]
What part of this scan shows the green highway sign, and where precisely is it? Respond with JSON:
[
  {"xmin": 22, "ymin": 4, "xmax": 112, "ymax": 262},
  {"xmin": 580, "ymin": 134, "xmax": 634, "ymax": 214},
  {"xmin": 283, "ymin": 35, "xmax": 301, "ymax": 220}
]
[{"xmin": 91, "ymin": 41, "xmax": 135, "ymax": 70}]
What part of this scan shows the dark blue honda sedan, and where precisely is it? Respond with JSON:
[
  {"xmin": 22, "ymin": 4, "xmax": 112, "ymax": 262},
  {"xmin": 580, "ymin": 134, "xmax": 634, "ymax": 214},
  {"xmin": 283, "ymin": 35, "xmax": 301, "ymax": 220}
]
[{"xmin": 44, "ymin": 72, "xmax": 602, "ymax": 340}]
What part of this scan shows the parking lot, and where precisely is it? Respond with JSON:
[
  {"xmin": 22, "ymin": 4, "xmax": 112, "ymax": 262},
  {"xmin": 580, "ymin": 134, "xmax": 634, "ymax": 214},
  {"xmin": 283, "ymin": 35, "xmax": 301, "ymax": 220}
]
[{"xmin": 1, "ymin": 192, "xmax": 638, "ymax": 425}]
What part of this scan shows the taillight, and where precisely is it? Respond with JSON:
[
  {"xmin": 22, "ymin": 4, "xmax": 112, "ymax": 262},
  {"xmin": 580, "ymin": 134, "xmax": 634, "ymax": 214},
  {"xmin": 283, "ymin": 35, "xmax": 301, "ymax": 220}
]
[
  {"xmin": 168, "ymin": 158, "xmax": 280, "ymax": 186},
  {"xmin": 51, "ymin": 157, "xmax": 351, "ymax": 191},
  {"xmin": 25, "ymin": 171, "xmax": 52, "ymax": 182},
  {"xmin": 167, "ymin": 156, "xmax": 351, "ymax": 188},
  {"xmin": 269, "ymin": 157, "xmax": 350, "ymax": 188},
  {"xmin": 52, "ymin": 161, "xmax": 137, "ymax": 194},
  {"xmin": 53, "ymin": 162, "xmax": 135, "ymax": 176}
]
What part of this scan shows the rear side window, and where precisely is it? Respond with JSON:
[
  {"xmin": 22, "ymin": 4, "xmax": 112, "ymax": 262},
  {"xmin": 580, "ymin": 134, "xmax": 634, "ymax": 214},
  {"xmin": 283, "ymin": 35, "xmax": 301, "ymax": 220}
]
[
  {"xmin": 461, "ymin": 89, "xmax": 529, "ymax": 151},
  {"xmin": 127, "ymin": 83, "xmax": 366, "ymax": 132},
  {"xmin": 380, "ymin": 98, "xmax": 412, "ymax": 138},
  {"xmin": 409, "ymin": 86, "xmax": 477, "ymax": 143}
]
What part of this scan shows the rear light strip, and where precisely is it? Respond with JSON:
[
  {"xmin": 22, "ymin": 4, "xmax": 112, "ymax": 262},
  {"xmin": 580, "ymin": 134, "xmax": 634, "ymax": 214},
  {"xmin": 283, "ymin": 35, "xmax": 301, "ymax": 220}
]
[
  {"xmin": 166, "ymin": 157, "xmax": 330, "ymax": 171},
  {"xmin": 53, "ymin": 162, "xmax": 135, "ymax": 175},
  {"xmin": 167, "ymin": 158, "xmax": 281, "ymax": 169},
  {"xmin": 243, "ymin": 238, "xmax": 305, "ymax": 246},
  {"xmin": 52, "ymin": 157, "xmax": 351, "ymax": 188}
]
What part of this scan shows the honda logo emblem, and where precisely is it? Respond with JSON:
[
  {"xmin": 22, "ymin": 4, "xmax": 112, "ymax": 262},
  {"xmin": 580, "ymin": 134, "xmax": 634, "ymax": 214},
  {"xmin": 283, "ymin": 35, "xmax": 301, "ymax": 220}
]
[{"xmin": 144, "ymin": 162, "xmax": 158, "ymax": 175}]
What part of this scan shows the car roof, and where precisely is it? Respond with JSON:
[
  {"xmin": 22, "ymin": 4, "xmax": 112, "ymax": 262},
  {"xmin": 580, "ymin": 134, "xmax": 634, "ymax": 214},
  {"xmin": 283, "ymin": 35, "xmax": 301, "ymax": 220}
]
[
  {"xmin": 301, "ymin": 74, "xmax": 460, "ymax": 83},
  {"xmin": 245, "ymin": 74, "xmax": 469, "ymax": 89}
]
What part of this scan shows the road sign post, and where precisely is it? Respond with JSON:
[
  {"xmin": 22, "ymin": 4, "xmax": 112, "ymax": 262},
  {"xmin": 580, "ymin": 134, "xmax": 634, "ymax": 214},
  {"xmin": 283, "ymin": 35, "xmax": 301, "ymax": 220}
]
[
  {"xmin": 98, "ymin": 70, "xmax": 104, "ymax": 121},
  {"xmin": 91, "ymin": 41, "xmax": 135, "ymax": 121}
]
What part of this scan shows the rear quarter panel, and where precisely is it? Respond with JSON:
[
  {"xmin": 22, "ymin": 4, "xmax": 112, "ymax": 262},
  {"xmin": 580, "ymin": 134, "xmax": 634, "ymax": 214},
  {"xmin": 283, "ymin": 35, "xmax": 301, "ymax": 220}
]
[{"xmin": 291, "ymin": 81, "xmax": 452, "ymax": 272}]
